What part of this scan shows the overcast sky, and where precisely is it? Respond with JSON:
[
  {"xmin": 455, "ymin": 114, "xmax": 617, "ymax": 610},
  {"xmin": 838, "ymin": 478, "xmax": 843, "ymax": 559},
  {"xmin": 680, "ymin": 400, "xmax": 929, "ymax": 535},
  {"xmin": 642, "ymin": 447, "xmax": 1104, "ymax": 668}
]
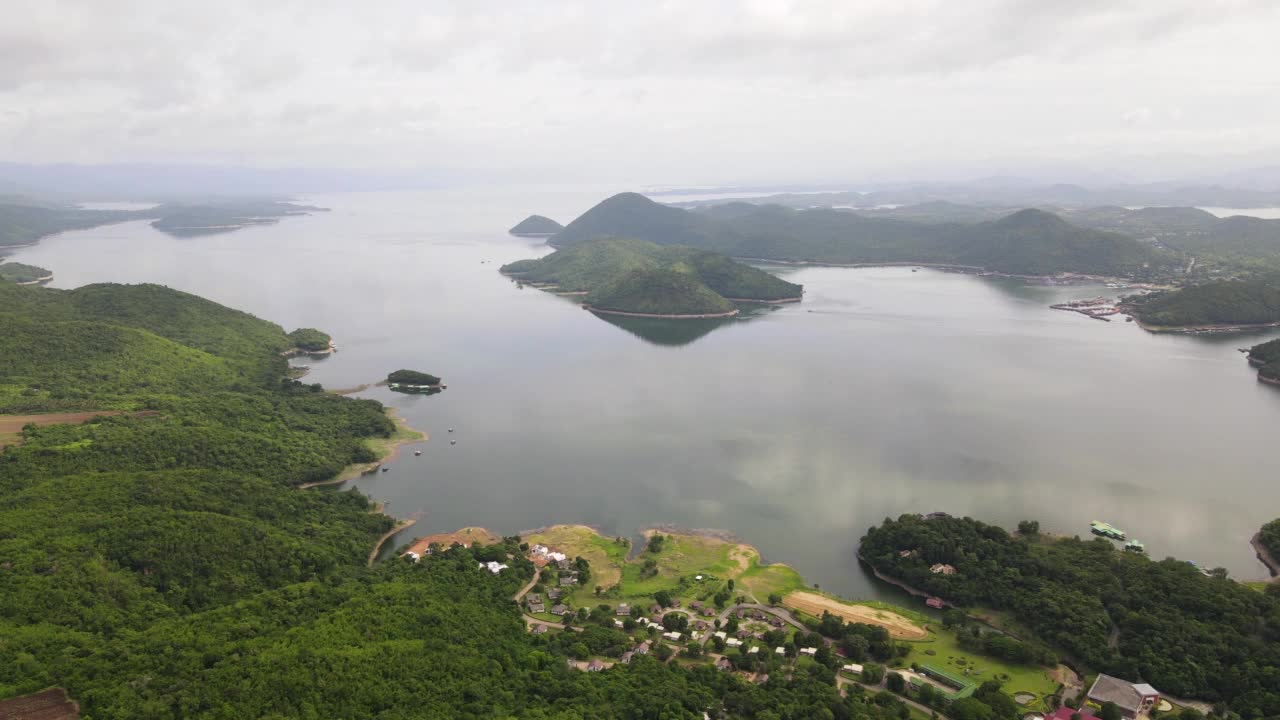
[{"xmin": 3, "ymin": 0, "xmax": 1280, "ymax": 185}]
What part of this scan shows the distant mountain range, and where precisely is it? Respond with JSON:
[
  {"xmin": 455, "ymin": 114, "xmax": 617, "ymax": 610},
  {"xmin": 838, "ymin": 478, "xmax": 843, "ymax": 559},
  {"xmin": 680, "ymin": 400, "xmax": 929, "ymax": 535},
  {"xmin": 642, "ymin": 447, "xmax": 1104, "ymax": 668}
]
[{"xmin": 549, "ymin": 193, "xmax": 1176, "ymax": 279}]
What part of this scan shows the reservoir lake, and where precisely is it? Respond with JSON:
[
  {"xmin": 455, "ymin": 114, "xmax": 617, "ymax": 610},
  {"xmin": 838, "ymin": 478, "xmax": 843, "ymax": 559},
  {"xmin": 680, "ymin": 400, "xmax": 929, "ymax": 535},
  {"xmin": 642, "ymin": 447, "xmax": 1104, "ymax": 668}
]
[{"xmin": 9, "ymin": 188, "xmax": 1280, "ymax": 600}]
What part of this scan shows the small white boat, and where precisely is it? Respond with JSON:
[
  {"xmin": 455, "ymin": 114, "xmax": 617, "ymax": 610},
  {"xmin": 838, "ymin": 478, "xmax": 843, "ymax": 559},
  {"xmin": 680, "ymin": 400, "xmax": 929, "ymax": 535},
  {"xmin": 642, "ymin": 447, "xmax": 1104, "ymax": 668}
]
[
  {"xmin": 448, "ymin": 428, "xmax": 454, "ymax": 433},
  {"xmin": 450, "ymin": 440, "xmax": 457, "ymax": 445},
  {"xmin": 414, "ymin": 450, "xmax": 422, "ymax": 456}
]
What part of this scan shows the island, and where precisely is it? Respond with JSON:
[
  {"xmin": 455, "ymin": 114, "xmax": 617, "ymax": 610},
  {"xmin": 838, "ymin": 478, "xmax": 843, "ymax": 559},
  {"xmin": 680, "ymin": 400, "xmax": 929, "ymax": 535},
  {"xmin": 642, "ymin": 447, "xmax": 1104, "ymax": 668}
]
[
  {"xmin": 500, "ymin": 236, "xmax": 802, "ymax": 318},
  {"xmin": 386, "ymin": 368, "xmax": 444, "ymax": 393},
  {"xmin": 1122, "ymin": 277, "xmax": 1280, "ymax": 333},
  {"xmin": 509, "ymin": 214, "xmax": 564, "ymax": 236},
  {"xmin": 546, "ymin": 192, "xmax": 1178, "ymax": 280},
  {"xmin": 1248, "ymin": 338, "xmax": 1280, "ymax": 386},
  {"xmin": 148, "ymin": 200, "xmax": 326, "ymax": 237},
  {"xmin": 0, "ymin": 260, "xmax": 53, "ymax": 284},
  {"xmin": 284, "ymin": 327, "xmax": 335, "ymax": 355}
]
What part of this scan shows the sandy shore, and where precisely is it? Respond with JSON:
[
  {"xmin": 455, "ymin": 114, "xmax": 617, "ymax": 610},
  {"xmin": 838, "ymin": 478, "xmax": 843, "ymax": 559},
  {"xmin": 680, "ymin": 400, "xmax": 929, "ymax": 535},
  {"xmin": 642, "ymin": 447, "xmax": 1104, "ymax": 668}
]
[
  {"xmin": 15, "ymin": 273, "xmax": 54, "ymax": 285},
  {"xmin": 405, "ymin": 527, "xmax": 501, "ymax": 556},
  {"xmin": 1134, "ymin": 318, "xmax": 1280, "ymax": 334}
]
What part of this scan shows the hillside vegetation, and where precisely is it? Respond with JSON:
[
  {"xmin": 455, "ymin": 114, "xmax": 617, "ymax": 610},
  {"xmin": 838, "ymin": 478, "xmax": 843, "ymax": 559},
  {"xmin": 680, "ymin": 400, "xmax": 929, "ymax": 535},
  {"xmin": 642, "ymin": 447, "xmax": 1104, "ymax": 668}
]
[
  {"xmin": 509, "ymin": 214, "xmax": 564, "ymax": 235},
  {"xmin": 1248, "ymin": 338, "xmax": 1280, "ymax": 382},
  {"xmin": 286, "ymin": 327, "xmax": 331, "ymax": 352},
  {"xmin": 860, "ymin": 515, "xmax": 1280, "ymax": 716},
  {"xmin": 0, "ymin": 280, "xmax": 914, "ymax": 720},
  {"xmin": 501, "ymin": 236, "xmax": 802, "ymax": 315},
  {"xmin": 1125, "ymin": 277, "xmax": 1280, "ymax": 327},
  {"xmin": 0, "ymin": 261, "xmax": 51, "ymax": 283},
  {"xmin": 550, "ymin": 193, "xmax": 1177, "ymax": 279}
]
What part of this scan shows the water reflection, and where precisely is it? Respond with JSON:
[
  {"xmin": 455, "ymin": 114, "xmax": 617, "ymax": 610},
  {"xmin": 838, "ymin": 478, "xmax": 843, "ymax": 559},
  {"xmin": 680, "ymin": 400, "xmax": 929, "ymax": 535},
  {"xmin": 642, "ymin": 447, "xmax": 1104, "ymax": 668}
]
[{"xmin": 595, "ymin": 313, "xmax": 736, "ymax": 346}]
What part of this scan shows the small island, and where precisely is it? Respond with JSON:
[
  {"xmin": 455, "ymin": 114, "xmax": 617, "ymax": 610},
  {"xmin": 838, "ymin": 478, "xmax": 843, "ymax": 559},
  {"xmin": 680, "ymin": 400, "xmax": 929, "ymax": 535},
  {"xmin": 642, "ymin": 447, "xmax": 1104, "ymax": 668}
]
[
  {"xmin": 386, "ymin": 368, "xmax": 444, "ymax": 394},
  {"xmin": 1247, "ymin": 338, "xmax": 1280, "ymax": 386},
  {"xmin": 509, "ymin": 214, "xmax": 564, "ymax": 237},
  {"xmin": 500, "ymin": 237, "xmax": 802, "ymax": 318},
  {"xmin": 149, "ymin": 200, "xmax": 327, "ymax": 237},
  {"xmin": 0, "ymin": 261, "xmax": 53, "ymax": 285},
  {"xmin": 284, "ymin": 327, "xmax": 335, "ymax": 356}
]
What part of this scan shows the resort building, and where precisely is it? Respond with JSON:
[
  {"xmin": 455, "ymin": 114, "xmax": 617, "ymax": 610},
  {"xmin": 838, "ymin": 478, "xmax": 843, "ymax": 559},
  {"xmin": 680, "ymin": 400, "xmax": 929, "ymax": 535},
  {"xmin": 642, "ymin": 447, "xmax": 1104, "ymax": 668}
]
[{"xmin": 1086, "ymin": 674, "xmax": 1160, "ymax": 719}]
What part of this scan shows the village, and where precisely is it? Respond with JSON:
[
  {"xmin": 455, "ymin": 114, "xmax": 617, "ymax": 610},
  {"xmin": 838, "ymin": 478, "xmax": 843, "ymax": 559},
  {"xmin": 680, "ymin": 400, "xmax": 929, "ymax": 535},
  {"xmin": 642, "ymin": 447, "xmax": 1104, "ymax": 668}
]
[{"xmin": 401, "ymin": 524, "xmax": 1193, "ymax": 720}]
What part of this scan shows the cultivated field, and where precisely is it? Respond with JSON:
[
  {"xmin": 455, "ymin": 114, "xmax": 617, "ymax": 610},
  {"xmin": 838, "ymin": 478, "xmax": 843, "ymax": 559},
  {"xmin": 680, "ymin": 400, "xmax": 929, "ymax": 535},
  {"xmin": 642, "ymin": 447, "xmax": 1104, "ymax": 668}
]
[
  {"xmin": 0, "ymin": 411, "xmax": 151, "ymax": 449},
  {"xmin": 0, "ymin": 687, "xmax": 80, "ymax": 720},
  {"xmin": 405, "ymin": 526, "xmax": 501, "ymax": 556}
]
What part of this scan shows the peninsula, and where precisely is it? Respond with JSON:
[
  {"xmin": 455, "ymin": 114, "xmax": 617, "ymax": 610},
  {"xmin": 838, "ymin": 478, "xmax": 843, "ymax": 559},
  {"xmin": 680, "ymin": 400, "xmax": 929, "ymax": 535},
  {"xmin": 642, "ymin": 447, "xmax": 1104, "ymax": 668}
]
[
  {"xmin": 500, "ymin": 236, "xmax": 802, "ymax": 318},
  {"xmin": 1247, "ymin": 338, "xmax": 1280, "ymax": 385},
  {"xmin": 0, "ymin": 260, "xmax": 53, "ymax": 284},
  {"xmin": 1122, "ymin": 277, "xmax": 1280, "ymax": 333}
]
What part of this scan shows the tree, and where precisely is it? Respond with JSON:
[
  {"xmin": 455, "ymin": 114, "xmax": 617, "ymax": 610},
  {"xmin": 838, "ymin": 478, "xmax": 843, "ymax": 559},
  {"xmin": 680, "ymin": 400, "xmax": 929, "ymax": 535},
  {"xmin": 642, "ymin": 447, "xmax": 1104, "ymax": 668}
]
[
  {"xmin": 886, "ymin": 672, "xmax": 906, "ymax": 693},
  {"xmin": 653, "ymin": 643, "xmax": 673, "ymax": 661},
  {"xmin": 653, "ymin": 590, "xmax": 672, "ymax": 608},
  {"xmin": 1017, "ymin": 520, "xmax": 1040, "ymax": 536},
  {"xmin": 1099, "ymin": 702, "xmax": 1123, "ymax": 720},
  {"xmin": 950, "ymin": 698, "xmax": 996, "ymax": 720},
  {"xmin": 768, "ymin": 593, "xmax": 782, "ymax": 606},
  {"xmin": 862, "ymin": 663, "xmax": 885, "ymax": 684}
]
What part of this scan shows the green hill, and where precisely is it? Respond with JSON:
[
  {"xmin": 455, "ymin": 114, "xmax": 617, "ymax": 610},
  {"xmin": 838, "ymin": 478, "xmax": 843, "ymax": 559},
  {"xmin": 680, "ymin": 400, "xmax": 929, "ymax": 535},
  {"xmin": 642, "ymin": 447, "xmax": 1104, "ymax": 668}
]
[
  {"xmin": 585, "ymin": 267, "xmax": 736, "ymax": 316},
  {"xmin": 1248, "ymin": 338, "xmax": 1280, "ymax": 383},
  {"xmin": 0, "ymin": 261, "xmax": 51, "ymax": 283},
  {"xmin": 508, "ymin": 214, "xmax": 564, "ymax": 235},
  {"xmin": 501, "ymin": 236, "xmax": 802, "ymax": 315},
  {"xmin": 550, "ymin": 192, "xmax": 1176, "ymax": 278},
  {"xmin": 0, "ymin": 202, "xmax": 138, "ymax": 247},
  {"xmin": 1125, "ymin": 277, "xmax": 1280, "ymax": 328}
]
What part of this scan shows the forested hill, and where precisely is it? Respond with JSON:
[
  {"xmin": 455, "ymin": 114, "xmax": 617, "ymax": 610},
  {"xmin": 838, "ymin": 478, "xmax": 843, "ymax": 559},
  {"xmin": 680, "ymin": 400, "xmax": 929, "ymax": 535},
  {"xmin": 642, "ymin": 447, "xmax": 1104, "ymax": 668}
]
[
  {"xmin": 509, "ymin": 213, "xmax": 564, "ymax": 235},
  {"xmin": 549, "ymin": 193, "xmax": 1176, "ymax": 278},
  {"xmin": 1124, "ymin": 276, "xmax": 1280, "ymax": 328},
  {"xmin": 502, "ymin": 236, "xmax": 801, "ymax": 315},
  {"xmin": 1249, "ymin": 338, "xmax": 1280, "ymax": 382},
  {"xmin": 0, "ymin": 201, "xmax": 139, "ymax": 247},
  {"xmin": 0, "ymin": 279, "xmax": 910, "ymax": 718},
  {"xmin": 860, "ymin": 515, "xmax": 1280, "ymax": 717}
]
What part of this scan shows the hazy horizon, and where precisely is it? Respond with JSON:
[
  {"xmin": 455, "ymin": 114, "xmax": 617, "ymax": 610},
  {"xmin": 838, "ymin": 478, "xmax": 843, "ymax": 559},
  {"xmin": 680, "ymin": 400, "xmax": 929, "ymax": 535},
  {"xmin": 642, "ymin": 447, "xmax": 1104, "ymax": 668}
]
[{"xmin": 4, "ymin": 1, "xmax": 1280, "ymax": 190}]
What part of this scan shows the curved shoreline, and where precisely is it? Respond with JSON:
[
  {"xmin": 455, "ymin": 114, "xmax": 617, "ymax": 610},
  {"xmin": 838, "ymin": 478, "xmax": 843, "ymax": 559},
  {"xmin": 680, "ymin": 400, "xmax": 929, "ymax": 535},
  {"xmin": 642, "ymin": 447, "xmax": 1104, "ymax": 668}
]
[
  {"xmin": 584, "ymin": 304, "xmax": 740, "ymax": 319},
  {"xmin": 14, "ymin": 273, "xmax": 54, "ymax": 285},
  {"xmin": 369, "ymin": 518, "xmax": 417, "ymax": 566},
  {"xmin": 1133, "ymin": 318, "xmax": 1280, "ymax": 334},
  {"xmin": 297, "ymin": 409, "xmax": 426, "ymax": 489},
  {"xmin": 720, "ymin": 295, "xmax": 803, "ymax": 304}
]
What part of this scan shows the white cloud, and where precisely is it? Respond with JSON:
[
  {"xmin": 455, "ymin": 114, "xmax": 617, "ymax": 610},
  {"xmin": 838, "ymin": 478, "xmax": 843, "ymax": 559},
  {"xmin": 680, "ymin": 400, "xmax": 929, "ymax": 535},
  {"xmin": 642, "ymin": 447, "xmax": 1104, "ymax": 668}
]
[{"xmin": 2, "ymin": 0, "xmax": 1279, "ymax": 183}]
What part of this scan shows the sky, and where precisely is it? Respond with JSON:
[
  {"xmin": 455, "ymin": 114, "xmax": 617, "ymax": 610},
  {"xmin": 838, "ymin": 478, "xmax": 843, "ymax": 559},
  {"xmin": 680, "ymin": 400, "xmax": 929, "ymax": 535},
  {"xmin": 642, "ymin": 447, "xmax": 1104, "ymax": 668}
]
[{"xmin": 3, "ymin": 0, "xmax": 1280, "ymax": 186}]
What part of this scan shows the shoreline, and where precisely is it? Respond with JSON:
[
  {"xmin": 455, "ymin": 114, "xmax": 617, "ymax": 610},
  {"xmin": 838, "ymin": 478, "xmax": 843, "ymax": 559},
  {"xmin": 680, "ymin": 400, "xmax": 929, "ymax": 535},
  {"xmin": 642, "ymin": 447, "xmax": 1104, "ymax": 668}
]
[
  {"xmin": 735, "ymin": 257, "xmax": 1175, "ymax": 288},
  {"xmin": 721, "ymin": 295, "xmax": 803, "ymax": 304},
  {"xmin": 1251, "ymin": 532, "xmax": 1280, "ymax": 579},
  {"xmin": 297, "ymin": 409, "xmax": 425, "ymax": 489},
  {"xmin": 369, "ymin": 518, "xmax": 417, "ymax": 567},
  {"xmin": 584, "ymin": 304, "xmax": 740, "ymax": 319},
  {"xmin": 1132, "ymin": 317, "xmax": 1280, "ymax": 334},
  {"xmin": 14, "ymin": 273, "xmax": 55, "ymax": 285}
]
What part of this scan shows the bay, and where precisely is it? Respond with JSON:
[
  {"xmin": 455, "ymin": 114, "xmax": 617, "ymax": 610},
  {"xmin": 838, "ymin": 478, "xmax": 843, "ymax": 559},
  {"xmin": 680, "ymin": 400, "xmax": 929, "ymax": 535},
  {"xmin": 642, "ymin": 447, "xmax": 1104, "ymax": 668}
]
[{"xmin": 8, "ymin": 188, "xmax": 1280, "ymax": 599}]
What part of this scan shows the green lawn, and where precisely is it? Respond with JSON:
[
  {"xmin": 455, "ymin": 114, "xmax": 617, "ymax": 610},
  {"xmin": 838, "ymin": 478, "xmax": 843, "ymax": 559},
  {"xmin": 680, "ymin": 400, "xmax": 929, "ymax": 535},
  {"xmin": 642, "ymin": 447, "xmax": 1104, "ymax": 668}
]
[{"xmin": 895, "ymin": 629, "xmax": 1060, "ymax": 709}]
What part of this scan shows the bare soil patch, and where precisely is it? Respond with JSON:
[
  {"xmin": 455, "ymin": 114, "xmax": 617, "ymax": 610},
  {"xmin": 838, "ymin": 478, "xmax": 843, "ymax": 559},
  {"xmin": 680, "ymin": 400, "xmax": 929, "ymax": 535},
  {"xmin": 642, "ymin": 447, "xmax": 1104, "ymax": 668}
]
[
  {"xmin": 0, "ymin": 687, "xmax": 80, "ymax": 720},
  {"xmin": 0, "ymin": 411, "xmax": 158, "ymax": 449},
  {"xmin": 784, "ymin": 591, "xmax": 927, "ymax": 639},
  {"xmin": 406, "ymin": 526, "xmax": 500, "ymax": 556}
]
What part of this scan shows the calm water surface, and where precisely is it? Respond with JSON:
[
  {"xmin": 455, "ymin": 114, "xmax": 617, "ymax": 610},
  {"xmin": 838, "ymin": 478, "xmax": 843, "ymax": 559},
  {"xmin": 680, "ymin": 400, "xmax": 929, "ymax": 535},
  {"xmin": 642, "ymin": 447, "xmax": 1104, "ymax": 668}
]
[{"xmin": 10, "ymin": 189, "xmax": 1280, "ymax": 599}]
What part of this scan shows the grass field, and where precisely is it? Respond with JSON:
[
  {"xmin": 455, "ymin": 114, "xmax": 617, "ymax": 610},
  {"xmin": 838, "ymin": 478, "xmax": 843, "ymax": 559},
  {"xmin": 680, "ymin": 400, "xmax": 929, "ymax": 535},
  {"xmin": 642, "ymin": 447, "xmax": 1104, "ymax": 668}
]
[{"xmin": 897, "ymin": 628, "xmax": 1060, "ymax": 706}]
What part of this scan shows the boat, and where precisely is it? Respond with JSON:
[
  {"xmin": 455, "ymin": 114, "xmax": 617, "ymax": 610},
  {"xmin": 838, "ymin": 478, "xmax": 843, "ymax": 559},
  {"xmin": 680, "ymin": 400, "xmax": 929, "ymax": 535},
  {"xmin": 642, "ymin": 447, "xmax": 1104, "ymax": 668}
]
[
  {"xmin": 1090, "ymin": 520, "xmax": 1127, "ymax": 540},
  {"xmin": 381, "ymin": 466, "xmax": 389, "ymax": 473},
  {"xmin": 414, "ymin": 450, "xmax": 422, "ymax": 456},
  {"xmin": 1124, "ymin": 540, "xmax": 1145, "ymax": 553},
  {"xmin": 450, "ymin": 440, "xmax": 457, "ymax": 445},
  {"xmin": 448, "ymin": 428, "xmax": 454, "ymax": 433}
]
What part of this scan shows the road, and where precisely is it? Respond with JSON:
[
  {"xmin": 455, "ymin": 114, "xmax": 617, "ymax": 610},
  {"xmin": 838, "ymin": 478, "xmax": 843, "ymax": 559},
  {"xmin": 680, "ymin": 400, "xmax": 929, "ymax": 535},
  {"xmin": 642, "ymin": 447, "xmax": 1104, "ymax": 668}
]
[{"xmin": 837, "ymin": 676, "xmax": 949, "ymax": 719}]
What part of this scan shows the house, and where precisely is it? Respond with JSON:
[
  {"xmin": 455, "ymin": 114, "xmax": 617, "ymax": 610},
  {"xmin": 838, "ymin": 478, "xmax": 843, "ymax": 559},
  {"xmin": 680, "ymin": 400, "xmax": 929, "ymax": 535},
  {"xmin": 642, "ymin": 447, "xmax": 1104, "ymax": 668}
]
[
  {"xmin": 614, "ymin": 620, "xmax": 624, "ymax": 628},
  {"xmin": 550, "ymin": 604, "xmax": 569, "ymax": 616},
  {"xmin": 635, "ymin": 641, "xmax": 651, "ymax": 655},
  {"xmin": 649, "ymin": 604, "xmax": 662, "ymax": 615},
  {"xmin": 899, "ymin": 549, "xmax": 917, "ymax": 558},
  {"xmin": 690, "ymin": 631, "xmax": 701, "ymax": 640},
  {"xmin": 713, "ymin": 631, "xmax": 727, "ymax": 641},
  {"xmin": 664, "ymin": 631, "xmax": 683, "ymax": 641},
  {"xmin": 800, "ymin": 647, "xmax": 817, "ymax": 656},
  {"xmin": 670, "ymin": 599, "xmax": 681, "ymax": 607},
  {"xmin": 478, "ymin": 561, "xmax": 508, "ymax": 574},
  {"xmin": 736, "ymin": 629, "xmax": 752, "ymax": 639},
  {"xmin": 527, "ymin": 593, "xmax": 542, "ymax": 604},
  {"xmin": 559, "ymin": 575, "xmax": 577, "ymax": 586},
  {"xmin": 620, "ymin": 651, "xmax": 634, "ymax": 664},
  {"xmin": 755, "ymin": 673, "xmax": 769, "ymax": 684},
  {"xmin": 926, "ymin": 597, "xmax": 946, "ymax": 609},
  {"xmin": 1086, "ymin": 674, "xmax": 1160, "ymax": 719},
  {"xmin": 843, "ymin": 663, "xmax": 863, "ymax": 674},
  {"xmin": 1048, "ymin": 708, "xmax": 1093, "ymax": 720},
  {"xmin": 930, "ymin": 563, "xmax": 956, "ymax": 575},
  {"xmin": 775, "ymin": 647, "xmax": 786, "ymax": 655},
  {"xmin": 587, "ymin": 659, "xmax": 604, "ymax": 672},
  {"xmin": 556, "ymin": 558, "xmax": 572, "ymax": 571},
  {"xmin": 725, "ymin": 638, "xmax": 742, "ymax": 648},
  {"xmin": 528, "ymin": 602, "xmax": 546, "ymax": 613},
  {"xmin": 736, "ymin": 610, "xmax": 746, "ymax": 619},
  {"xmin": 693, "ymin": 620, "xmax": 710, "ymax": 631},
  {"xmin": 715, "ymin": 657, "xmax": 733, "ymax": 671},
  {"xmin": 701, "ymin": 607, "xmax": 717, "ymax": 616},
  {"xmin": 926, "ymin": 512, "xmax": 950, "ymax": 520},
  {"xmin": 690, "ymin": 601, "xmax": 704, "ymax": 610},
  {"xmin": 547, "ymin": 588, "xmax": 561, "ymax": 600},
  {"xmin": 531, "ymin": 624, "xmax": 548, "ymax": 635},
  {"xmin": 616, "ymin": 604, "xmax": 631, "ymax": 616},
  {"xmin": 747, "ymin": 646, "xmax": 759, "ymax": 654},
  {"xmin": 405, "ymin": 551, "xmax": 420, "ymax": 562}
]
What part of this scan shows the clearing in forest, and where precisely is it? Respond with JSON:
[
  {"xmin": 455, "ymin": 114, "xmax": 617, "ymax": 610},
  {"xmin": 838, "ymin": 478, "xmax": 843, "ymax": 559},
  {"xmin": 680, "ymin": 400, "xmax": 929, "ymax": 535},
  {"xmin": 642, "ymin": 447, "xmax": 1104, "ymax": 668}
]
[{"xmin": 783, "ymin": 590, "xmax": 928, "ymax": 639}]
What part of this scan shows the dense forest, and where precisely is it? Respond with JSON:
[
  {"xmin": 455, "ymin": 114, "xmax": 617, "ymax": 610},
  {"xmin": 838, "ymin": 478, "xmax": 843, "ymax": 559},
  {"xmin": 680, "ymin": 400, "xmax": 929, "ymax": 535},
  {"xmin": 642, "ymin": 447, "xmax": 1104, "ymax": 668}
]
[
  {"xmin": 0, "ymin": 201, "xmax": 138, "ymax": 247},
  {"xmin": 287, "ymin": 326, "xmax": 332, "ymax": 352},
  {"xmin": 1249, "ymin": 339, "xmax": 1280, "ymax": 382},
  {"xmin": 387, "ymin": 368, "xmax": 441, "ymax": 386},
  {"xmin": 0, "ymin": 260, "xmax": 51, "ymax": 283},
  {"xmin": 1125, "ymin": 277, "xmax": 1280, "ymax": 327},
  {"xmin": 547, "ymin": 193, "xmax": 1178, "ymax": 279},
  {"xmin": 1261, "ymin": 519, "xmax": 1280, "ymax": 562},
  {"xmin": 501, "ymin": 236, "xmax": 802, "ymax": 315},
  {"xmin": 0, "ymin": 279, "xmax": 927, "ymax": 718},
  {"xmin": 860, "ymin": 515, "xmax": 1280, "ymax": 717}
]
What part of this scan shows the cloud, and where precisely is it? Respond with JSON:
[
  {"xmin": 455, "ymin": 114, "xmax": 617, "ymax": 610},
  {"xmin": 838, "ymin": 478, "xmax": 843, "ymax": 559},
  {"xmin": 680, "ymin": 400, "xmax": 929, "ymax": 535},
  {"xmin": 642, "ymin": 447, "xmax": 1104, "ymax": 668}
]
[{"xmin": 1, "ymin": 0, "xmax": 1279, "ymax": 183}]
